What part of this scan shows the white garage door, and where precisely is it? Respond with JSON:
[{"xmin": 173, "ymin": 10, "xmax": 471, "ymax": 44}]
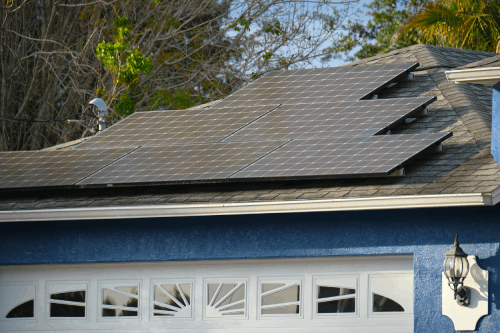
[{"xmin": 0, "ymin": 255, "xmax": 413, "ymax": 332}]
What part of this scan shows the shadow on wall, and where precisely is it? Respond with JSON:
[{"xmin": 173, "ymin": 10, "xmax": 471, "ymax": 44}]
[{"xmin": 476, "ymin": 244, "xmax": 500, "ymax": 327}]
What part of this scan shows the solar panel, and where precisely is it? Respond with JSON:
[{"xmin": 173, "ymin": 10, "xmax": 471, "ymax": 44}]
[
  {"xmin": 231, "ymin": 133, "xmax": 452, "ymax": 180},
  {"xmin": 223, "ymin": 97, "xmax": 435, "ymax": 142},
  {"xmin": 216, "ymin": 63, "xmax": 419, "ymax": 108},
  {"xmin": 76, "ymin": 105, "xmax": 279, "ymax": 149},
  {"xmin": 77, "ymin": 141, "xmax": 286, "ymax": 185},
  {"xmin": 0, "ymin": 148, "xmax": 133, "ymax": 189}
]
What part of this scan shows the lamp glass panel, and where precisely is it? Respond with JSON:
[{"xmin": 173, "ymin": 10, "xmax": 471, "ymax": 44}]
[
  {"xmin": 460, "ymin": 257, "xmax": 469, "ymax": 278},
  {"xmin": 444, "ymin": 257, "xmax": 455, "ymax": 278}
]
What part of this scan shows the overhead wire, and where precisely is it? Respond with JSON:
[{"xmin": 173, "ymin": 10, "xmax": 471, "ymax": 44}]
[{"xmin": 0, "ymin": 107, "xmax": 99, "ymax": 123}]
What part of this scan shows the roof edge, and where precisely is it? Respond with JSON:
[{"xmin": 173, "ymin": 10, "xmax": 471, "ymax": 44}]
[
  {"xmin": 445, "ymin": 67, "xmax": 500, "ymax": 85},
  {"xmin": 1, "ymin": 192, "xmax": 497, "ymax": 222}
]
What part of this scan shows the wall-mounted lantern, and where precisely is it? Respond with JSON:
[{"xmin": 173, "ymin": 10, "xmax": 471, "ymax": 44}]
[
  {"xmin": 443, "ymin": 234, "xmax": 470, "ymax": 305},
  {"xmin": 442, "ymin": 234, "xmax": 489, "ymax": 331}
]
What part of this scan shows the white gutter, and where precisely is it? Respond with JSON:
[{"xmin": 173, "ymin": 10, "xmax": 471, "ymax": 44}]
[
  {"xmin": 445, "ymin": 67, "xmax": 500, "ymax": 85},
  {"xmin": 0, "ymin": 192, "xmax": 498, "ymax": 222}
]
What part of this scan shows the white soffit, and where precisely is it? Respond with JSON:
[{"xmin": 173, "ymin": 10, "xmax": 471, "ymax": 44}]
[
  {"xmin": 1, "ymin": 191, "xmax": 499, "ymax": 222},
  {"xmin": 445, "ymin": 67, "xmax": 500, "ymax": 85}
]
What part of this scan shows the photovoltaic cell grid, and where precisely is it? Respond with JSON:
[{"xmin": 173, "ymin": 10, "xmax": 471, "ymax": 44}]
[
  {"xmin": 223, "ymin": 97, "xmax": 435, "ymax": 142},
  {"xmin": 78, "ymin": 141, "xmax": 286, "ymax": 185},
  {"xmin": 231, "ymin": 133, "xmax": 452, "ymax": 179},
  {"xmin": 0, "ymin": 62, "xmax": 453, "ymax": 189},
  {"xmin": 0, "ymin": 148, "xmax": 133, "ymax": 189},
  {"xmin": 75, "ymin": 105, "xmax": 279, "ymax": 149},
  {"xmin": 216, "ymin": 63, "xmax": 419, "ymax": 108}
]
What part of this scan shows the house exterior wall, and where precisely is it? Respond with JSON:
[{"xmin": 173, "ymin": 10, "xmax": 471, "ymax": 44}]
[
  {"xmin": 1, "ymin": 204, "xmax": 499, "ymax": 332},
  {"xmin": 493, "ymin": 82, "xmax": 500, "ymax": 164}
]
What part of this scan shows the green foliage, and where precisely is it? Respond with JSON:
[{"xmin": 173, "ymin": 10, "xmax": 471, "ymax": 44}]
[
  {"xmin": 334, "ymin": 0, "xmax": 500, "ymax": 61},
  {"xmin": 96, "ymin": 15, "xmax": 153, "ymax": 116},
  {"xmin": 229, "ymin": 18, "xmax": 251, "ymax": 32},
  {"xmin": 148, "ymin": 89, "xmax": 208, "ymax": 110},
  {"xmin": 262, "ymin": 52, "xmax": 273, "ymax": 60},
  {"xmin": 115, "ymin": 93, "xmax": 135, "ymax": 115},
  {"xmin": 332, "ymin": 0, "xmax": 423, "ymax": 61},
  {"xmin": 402, "ymin": 0, "xmax": 500, "ymax": 52},
  {"xmin": 264, "ymin": 21, "xmax": 282, "ymax": 36}
]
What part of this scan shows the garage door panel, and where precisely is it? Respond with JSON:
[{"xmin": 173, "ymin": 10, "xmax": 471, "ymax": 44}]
[
  {"xmin": 1, "ymin": 282, "xmax": 38, "ymax": 322},
  {"xmin": 0, "ymin": 256, "xmax": 413, "ymax": 332}
]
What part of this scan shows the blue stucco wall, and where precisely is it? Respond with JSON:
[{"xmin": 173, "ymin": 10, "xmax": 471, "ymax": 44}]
[
  {"xmin": 493, "ymin": 83, "xmax": 500, "ymax": 164},
  {"xmin": 0, "ymin": 205, "xmax": 499, "ymax": 332}
]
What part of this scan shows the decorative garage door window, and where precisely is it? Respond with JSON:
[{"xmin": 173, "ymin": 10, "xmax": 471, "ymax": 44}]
[
  {"xmin": 47, "ymin": 282, "xmax": 87, "ymax": 319},
  {"xmin": 151, "ymin": 279, "xmax": 192, "ymax": 318},
  {"xmin": 259, "ymin": 278, "xmax": 302, "ymax": 317},
  {"xmin": 314, "ymin": 275, "xmax": 358, "ymax": 316},
  {"xmin": 0, "ymin": 256, "xmax": 414, "ymax": 332},
  {"xmin": 205, "ymin": 279, "xmax": 247, "ymax": 318},
  {"xmin": 99, "ymin": 281, "xmax": 140, "ymax": 319},
  {"xmin": 369, "ymin": 274, "xmax": 413, "ymax": 315},
  {"xmin": 0, "ymin": 282, "xmax": 37, "ymax": 320}
]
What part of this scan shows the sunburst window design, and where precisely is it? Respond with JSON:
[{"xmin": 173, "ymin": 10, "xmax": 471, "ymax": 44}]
[
  {"xmin": 205, "ymin": 281, "xmax": 246, "ymax": 318},
  {"xmin": 259, "ymin": 279, "xmax": 302, "ymax": 316},
  {"xmin": 152, "ymin": 283, "xmax": 192, "ymax": 318},
  {"xmin": 100, "ymin": 283, "xmax": 140, "ymax": 318}
]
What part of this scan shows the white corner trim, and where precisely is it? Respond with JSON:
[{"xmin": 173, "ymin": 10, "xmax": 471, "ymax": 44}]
[
  {"xmin": 0, "ymin": 192, "xmax": 495, "ymax": 222},
  {"xmin": 491, "ymin": 186, "xmax": 500, "ymax": 205},
  {"xmin": 445, "ymin": 67, "xmax": 500, "ymax": 85}
]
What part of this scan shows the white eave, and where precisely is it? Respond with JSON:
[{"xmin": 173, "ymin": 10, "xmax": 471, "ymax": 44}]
[
  {"xmin": 1, "ymin": 190, "xmax": 499, "ymax": 222},
  {"xmin": 445, "ymin": 67, "xmax": 500, "ymax": 85}
]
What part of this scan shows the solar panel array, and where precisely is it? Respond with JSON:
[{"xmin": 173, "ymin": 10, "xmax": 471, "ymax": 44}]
[
  {"xmin": 216, "ymin": 63, "xmax": 419, "ymax": 108},
  {"xmin": 76, "ymin": 105, "xmax": 279, "ymax": 149},
  {"xmin": 0, "ymin": 148, "xmax": 133, "ymax": 189},
  {"xmin": 78, "ymin": 141, "xmax": 285, "ymax": 185},
  {"xmin": 223, "ymin": 97, "xmax": 435, "ymax": 142},
  {"xmin": 232, "ymin": 133, "xmax": 451, "ymax": 179},
  {"xmin": 0, "ymin": 62, "xmax": 454, "ymax": 189}
]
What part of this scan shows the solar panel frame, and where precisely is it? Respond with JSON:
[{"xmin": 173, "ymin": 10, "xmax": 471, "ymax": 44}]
[
  {"xmin": 0, "ymin": 148, "xmax": 134, "ymax": 189},
  {"xmin": 229, "ymin": 133, "xmax": 452, "ymax": 180}
]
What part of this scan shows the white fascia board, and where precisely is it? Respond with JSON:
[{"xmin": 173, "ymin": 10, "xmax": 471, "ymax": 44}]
[
  {"xmin": 445, "ymin": 67, "xmax": 500, "ymax": 85},
  {"xmin": 491, "ymin": 186, "xmax": 500, "ymax": 205},
  {"xmin": 0, "ymin": 192, "xmax": 496, "ymax": 222}
]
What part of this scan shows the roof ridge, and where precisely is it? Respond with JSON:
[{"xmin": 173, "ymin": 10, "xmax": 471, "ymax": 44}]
[
  {"xmin": 411, "ymin": 52, "xmax": 493, "ymax": 150},
  {"xmin": 343, "ymin": 44, "xmax": 496, "ymax": 69},
  {"xmin": 456, "ymin": 54, "xmax": 500, "ymax": 69},
  {"xmin": 42, "ymin": 137, "xmax": 90, "ymax": 151}
]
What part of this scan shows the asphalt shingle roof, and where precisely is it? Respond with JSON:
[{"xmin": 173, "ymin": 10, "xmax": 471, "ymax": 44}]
[{"xmin": 1, "ymin": 44, "xmax": 499, "ymax": 211}]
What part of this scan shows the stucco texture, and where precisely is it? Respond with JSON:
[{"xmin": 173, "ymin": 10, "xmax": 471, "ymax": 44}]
[
  {"xmin": 1, "ymin": 205, "xmax": 499, "ymax": 332},
  {"xmin": 493, "ymin": 83, "xmax": 500, "ymax": 164}
]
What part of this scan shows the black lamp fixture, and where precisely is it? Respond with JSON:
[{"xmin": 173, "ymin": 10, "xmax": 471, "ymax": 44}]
[{"xmin": 443, "ymin": 234, "xmax": 470, "ymax": 306}]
